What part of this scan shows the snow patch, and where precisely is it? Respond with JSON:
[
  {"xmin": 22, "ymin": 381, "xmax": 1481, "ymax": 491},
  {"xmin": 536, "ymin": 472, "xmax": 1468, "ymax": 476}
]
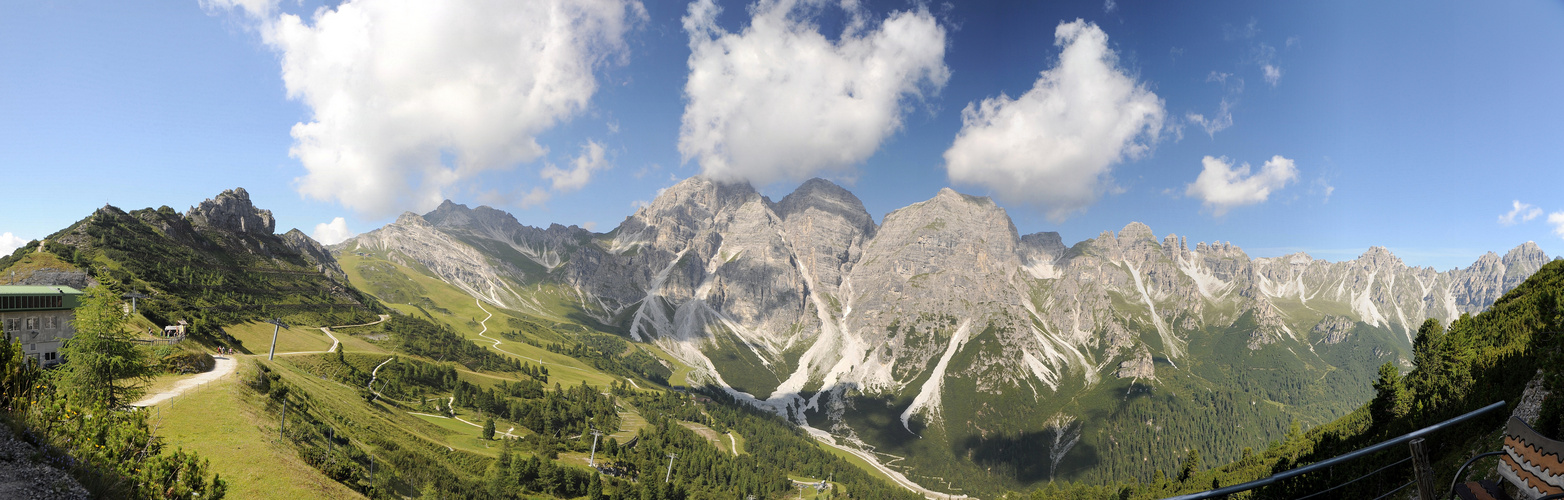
[
  {"xmin": 1177, "ymin": 256, "xmax": 1228, "ymax": 299},
  {"xmin": 1023, "ymin": 259, "xmax": 1063, "ymax": 280},
  {"xmin": 1126, "ymin": 261, "xmax": 1183, "ymax": 359},
  {"xmin": 1350, "ymin": 271, "xmax": 1386, "ymax": 328},
  {"xmin": 900, "ymin": 320, "xmax": 973, "ymax": 433}
]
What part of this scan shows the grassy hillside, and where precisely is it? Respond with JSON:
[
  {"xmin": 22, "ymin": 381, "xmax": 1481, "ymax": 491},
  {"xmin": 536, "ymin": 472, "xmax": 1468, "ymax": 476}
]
[{"xmin": 0, "ymin": 205, "xmax": 382, "ymax": 335}]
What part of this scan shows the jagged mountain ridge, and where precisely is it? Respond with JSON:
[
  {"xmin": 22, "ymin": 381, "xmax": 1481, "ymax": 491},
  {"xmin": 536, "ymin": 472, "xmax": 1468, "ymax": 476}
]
[
  {"xmin": 342, "ymin": 177, "xmax": 1547, "ymax": 399},
  {"xmin": 336, "ymin": 176, "xmax": 1551, "ymax": 491}
]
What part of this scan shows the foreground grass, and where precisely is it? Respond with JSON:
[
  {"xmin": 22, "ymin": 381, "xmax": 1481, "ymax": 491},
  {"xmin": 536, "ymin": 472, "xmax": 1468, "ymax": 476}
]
[{"xmin": 147, "ymin": 359, "xmax": 364, "ymax": 499}]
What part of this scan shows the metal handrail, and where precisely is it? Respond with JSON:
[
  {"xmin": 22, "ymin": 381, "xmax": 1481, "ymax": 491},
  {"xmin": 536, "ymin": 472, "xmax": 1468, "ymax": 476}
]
[{"xmin": 1164, "ymin": 400, "xmax": 1507, "ymax": 500}]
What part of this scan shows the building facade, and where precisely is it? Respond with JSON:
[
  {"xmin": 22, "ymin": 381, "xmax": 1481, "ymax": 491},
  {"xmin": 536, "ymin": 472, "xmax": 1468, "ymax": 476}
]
[{"xmin": 0, "ymin": 286, "xmax": 83, "ymax": 368}]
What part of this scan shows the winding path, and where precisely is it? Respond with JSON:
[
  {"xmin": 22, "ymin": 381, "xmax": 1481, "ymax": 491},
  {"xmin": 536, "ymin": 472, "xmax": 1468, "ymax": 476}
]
[
  {"xmin": 367, "ymin": 357, "xmax": 394, "ymax": 396},
  {"xmin": 133, "ymin": 315, "xmax": 392, "ymax": 407},
  {"xmin": 131, "ymin": 356, "xmax": 237, "ymax": 407},
  {"xmin": 270, "ymin": 314, "xmax": 389, "ymax": 357},
  {"xmin": 468, "ymin": 299, "xmax": 607, "ymax": 378}
]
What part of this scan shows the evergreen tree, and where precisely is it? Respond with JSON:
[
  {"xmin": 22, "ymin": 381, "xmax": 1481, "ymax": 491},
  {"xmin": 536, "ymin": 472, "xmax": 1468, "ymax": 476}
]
[
  {"xmin": 1370, "ymin": 361, "xmax": 1410, "ymax": 426},
  {"xmin": 483, "ymin": 417, "xmax": 496, "ymax": 440},
  {"xmin": 61, "ymin": 285, "xmax": 156, "ymax": 408},
  {"xmin": 1412, "ymin": 318, "xmax": 1444, "ymax": 368},
  {"xmin": 588, "ymin": 472, "xmax": 606, "ymax": 500},
  {"xmin": 1177, "ymin": 449, "xmax": 1200, "ymax": 482}
]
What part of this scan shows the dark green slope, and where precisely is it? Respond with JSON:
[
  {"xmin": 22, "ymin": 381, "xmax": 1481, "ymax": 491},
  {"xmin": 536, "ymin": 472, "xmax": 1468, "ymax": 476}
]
[
  {"xmin": 1016, "ymin": 257, "xmax": 1564, "ymax": 499},
  {"xmin": 825, "ymin": 309, "xmax": 1407, "ymax": 497}
]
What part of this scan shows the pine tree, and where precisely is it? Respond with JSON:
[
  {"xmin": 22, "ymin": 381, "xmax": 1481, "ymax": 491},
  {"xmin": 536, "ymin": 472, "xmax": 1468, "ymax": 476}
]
[
  {"xmin": 484, "ymin": 417, "xmax": 496, "ymax": 440},
  {"xmin": 61, "ymin": 285, "xmax": 156, "ymax": 409},
  {"xmin": 588, "ymin": 472, "xmax": 606, "ymax": 500},
  {"xmin": 1177, "ymin": 448, "xmax": 1200, "ymax": 482}
]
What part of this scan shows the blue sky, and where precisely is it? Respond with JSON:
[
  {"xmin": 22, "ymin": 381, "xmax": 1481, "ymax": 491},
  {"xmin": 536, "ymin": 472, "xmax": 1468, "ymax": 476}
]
[{"xmin": 2, "ymin": 0, "xmax": 1561, "ymax": 271}]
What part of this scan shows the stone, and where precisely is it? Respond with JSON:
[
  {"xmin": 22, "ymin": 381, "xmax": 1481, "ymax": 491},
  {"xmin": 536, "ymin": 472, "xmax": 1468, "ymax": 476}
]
[{"xmin": 184, "ymin": 187, "xmax": 275, "ymax": 234}]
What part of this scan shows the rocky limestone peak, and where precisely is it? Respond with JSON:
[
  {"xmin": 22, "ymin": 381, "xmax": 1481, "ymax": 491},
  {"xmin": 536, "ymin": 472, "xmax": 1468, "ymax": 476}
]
[
  {"xmin": 184, "ymin": 187, "xmax": 275, "ymax": 234},
  {"xmin": 638, "ymin": 175, "xmax": 765, "ymax": 219},
  {"xmin": 422, "ymin": 200, "xmax": 475, "ymax": 227},
  {"xmin": 1503, "ymin": 242, "xmax": 1549, "ymax": 289},
  {"xmin": 395, "ymin": 211, "xmax": 431, "ymax": 227},
  {"xmin": 1020, "ymin": 232, "xmax": 1066, "ymax": 256},
  {"xmin": 1356, "ymin": 246, "xmax": 1402, "ymax": 267},
  {"xmin": 929, "ymin": 186, "xmax": 999, "ymax": 209},
  {"xmin": 1117, "ymin": 222, "xmax": 1155, "ymax": 243},
  {"xmin": 777, "ymin": 178, "xmax": 876, "ymax": 236},
  {"xmin": 281, "ymin": 228, "xmax": 346, "ymax": 281}
]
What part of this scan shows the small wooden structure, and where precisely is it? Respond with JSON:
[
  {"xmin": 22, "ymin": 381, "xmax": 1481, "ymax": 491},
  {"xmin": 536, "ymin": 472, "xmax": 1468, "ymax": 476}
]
[{"xmin": 162, "ymin": 320, "xmax": 188, "ymax": 337}]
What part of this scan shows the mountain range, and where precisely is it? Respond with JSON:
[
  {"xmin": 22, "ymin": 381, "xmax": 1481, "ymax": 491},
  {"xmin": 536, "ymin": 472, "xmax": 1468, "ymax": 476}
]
[{"xmin": 336, "ymin": 176, "xmax": 1551, "ymax": 494}]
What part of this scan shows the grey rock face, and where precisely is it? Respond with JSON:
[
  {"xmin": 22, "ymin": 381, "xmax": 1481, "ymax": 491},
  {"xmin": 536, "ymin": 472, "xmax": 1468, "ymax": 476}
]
[
  {"xmin": 282, "ymin": 229, "xmax": 346, "ymax": 281},
  {"xmin": 14, "ymin": 269, "xmax": 92, "ymax": 290},
  {"xmin": 184, "ymin": 187, "xmax": 275, "ymax": 234},
  {"xmin": 340, "ymin": 176, "xmax": 1552, "ymax": 437},
  {"xmin": 1115, "ymin": 345, "xmax": 1155, "ymax": 379},
  {"xmin": 1312, "ymin": 315, "xmax": 1356, "ymax": 344}
]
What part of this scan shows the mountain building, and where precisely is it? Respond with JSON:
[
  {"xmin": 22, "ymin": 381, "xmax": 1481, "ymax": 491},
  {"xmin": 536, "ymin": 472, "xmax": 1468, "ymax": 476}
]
[{"xmin": 0, "ymin": 285, "xmax": 83, "ymax": 367}]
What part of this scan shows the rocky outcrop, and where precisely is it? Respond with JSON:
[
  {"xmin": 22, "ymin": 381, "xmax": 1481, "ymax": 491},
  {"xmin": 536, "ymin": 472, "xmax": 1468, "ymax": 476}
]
[
  {"xmin": 281, "ymin": 229, "xmax": 346, "ymax": 282},
  {"xmin": 184, "ymin": 188, "xmax": 275, "ymax": 234},
  {"xmin": 1312, "ymin": 315, "xmax": 1356, "ymax": 344},
  {"xmin": 1115, "ymin": 345, "xmax": 1155, "ymax": 379}
]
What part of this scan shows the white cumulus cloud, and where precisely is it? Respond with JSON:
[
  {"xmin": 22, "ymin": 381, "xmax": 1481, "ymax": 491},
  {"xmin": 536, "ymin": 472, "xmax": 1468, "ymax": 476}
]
[
  {"xmin": 943, "ymin": 19, "xmax": 1165, "ymax": 221},
  {"xmin": 0, "ymin": 233, "xmax": 27, "ymax": 256},
  {"xmin": 1499, "ymin": 200, "xmax": 1543, "ymax": 226},
  {"xmin": 541, "ymin": 141, "xmax": 610, "ymax": 193},
  {"xmin": 209, "ymin": 0, "xmax": 645, "ymax": 218},
  {"xmin": 680, "ymin": 0, "xmax": 949, "ymax": 186},
  {"xmin": 311, "ymin": 217, "xmax": 355, "ymax": 245},
  {"xmin": 1186, "ymin": 155, "xmax": 1298, "ymax": 216},
  {"xmin": 1548, "ymin": 212, "xmax": 1564, "ymax": 239}
]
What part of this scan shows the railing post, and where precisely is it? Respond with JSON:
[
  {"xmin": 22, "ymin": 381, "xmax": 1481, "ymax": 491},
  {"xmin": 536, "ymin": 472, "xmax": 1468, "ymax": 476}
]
[{"xmin": 1410, "ymin": 438, "xmax": 1436, "ymax": 500}]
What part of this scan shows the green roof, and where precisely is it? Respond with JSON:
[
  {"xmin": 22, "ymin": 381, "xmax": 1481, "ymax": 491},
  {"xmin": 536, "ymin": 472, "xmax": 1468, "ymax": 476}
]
[{"xmin": 0, "ymin": 285, "xmax": 84, "ymax": 296}]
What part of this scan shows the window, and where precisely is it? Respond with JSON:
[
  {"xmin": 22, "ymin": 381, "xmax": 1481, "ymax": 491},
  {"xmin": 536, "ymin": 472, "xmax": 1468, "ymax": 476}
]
[
  {"xmin": 2, "ymin": 318, "xmax": 11, "ymax": 331},
  {"xmin": 44, "ymin": 352, "xmax": 55, "ymax": 361},
  {"xmin": 24, "ymin": 317, "xmax": 36, "ymax": 329}
]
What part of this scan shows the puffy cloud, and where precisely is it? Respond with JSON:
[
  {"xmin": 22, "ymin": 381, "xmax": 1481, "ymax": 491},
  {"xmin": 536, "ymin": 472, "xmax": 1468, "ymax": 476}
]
[
  {"xmin": 210, "ymin": 0, "xmax": 645, "ymax": 218},
  {"xmin": 943, "ymin": 20, "xmax": 1165, "ymax": 221},
  {"xmin": 1186, "ymin": 155, "xmax": 1298, "ymax": 215},
  {"xmin": 680, "ymin": 0, "xmax": 949, "ymax": 186},
  {"xmin": 1551, "ymin": 212, "xmax": 1564, "ymax": 239},
  {"xmin": 1103, "ymin": 0, "xmax": 1117, "ymax": 13},
  {"xmin": 0, "ymin": 233, "xmax": 27, "ymax": 256},
  {"xmin": 1499, "ymin": 200, "xmax": 1543, "ymax": 226},
  {"xmin": 311, "ymin": 217, "xmax": 355, "ymax": 245},
  {"xmin": 541, "ymin": 141, "xmax": 609, "ymax": 193}
]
